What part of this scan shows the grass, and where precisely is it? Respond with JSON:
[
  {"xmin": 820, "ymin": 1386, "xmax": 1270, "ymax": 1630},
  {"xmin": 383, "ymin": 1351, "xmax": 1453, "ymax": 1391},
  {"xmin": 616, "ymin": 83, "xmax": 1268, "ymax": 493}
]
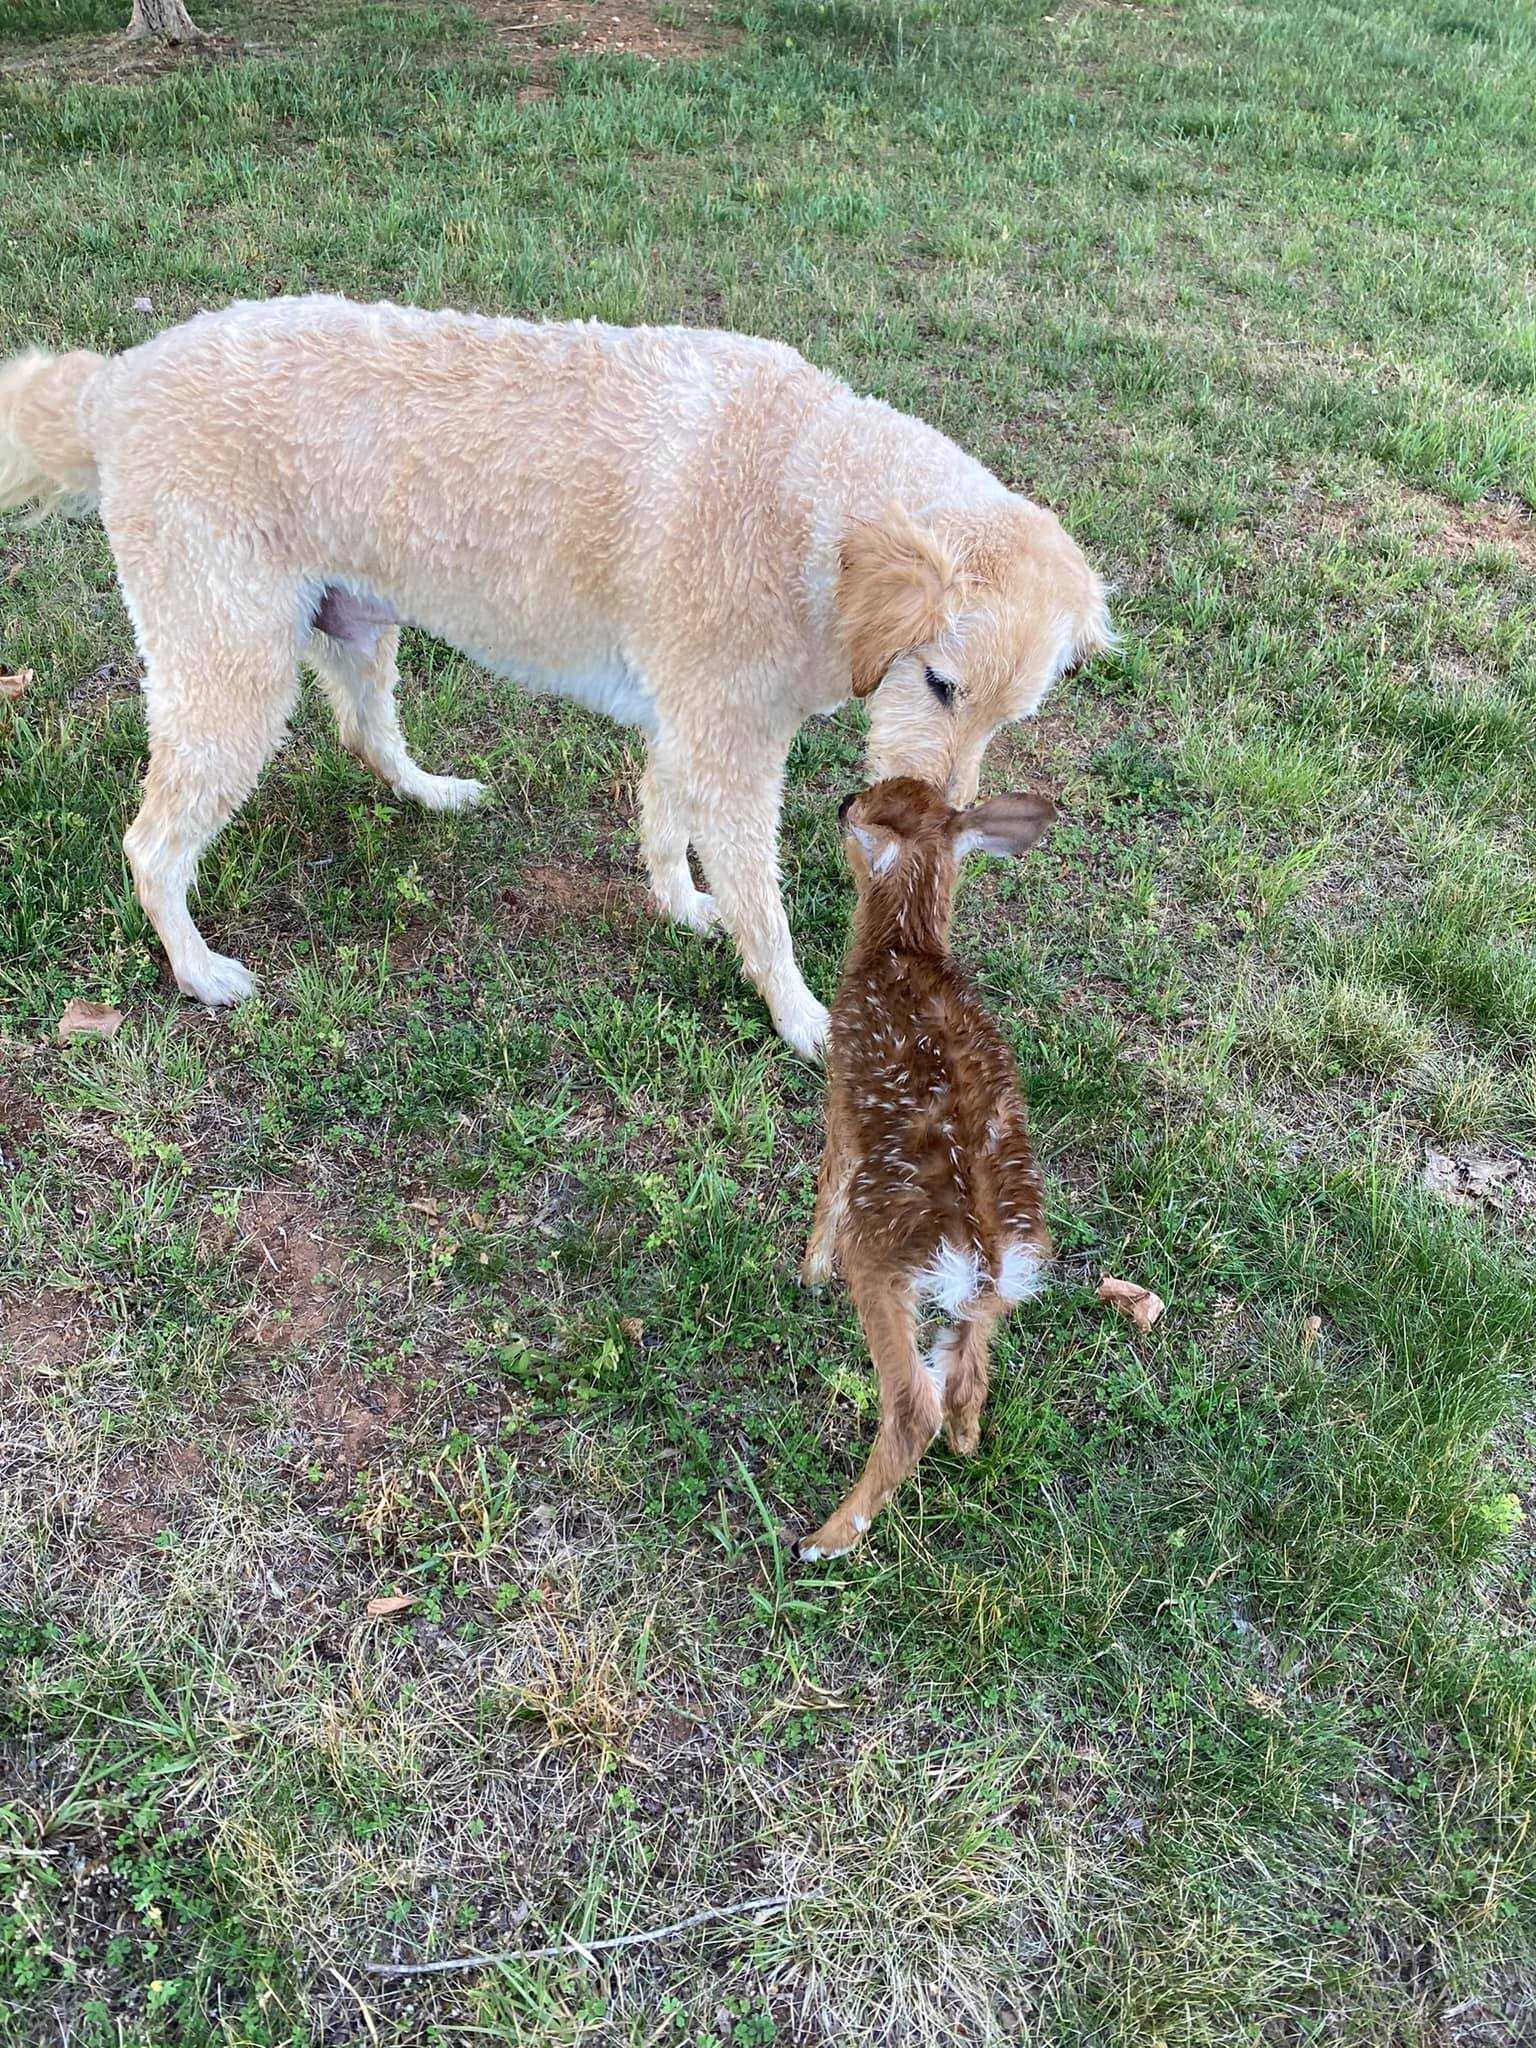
[{"xmin": 2, "ymin": 0, "xmax": 1536, "ymax": 2041}]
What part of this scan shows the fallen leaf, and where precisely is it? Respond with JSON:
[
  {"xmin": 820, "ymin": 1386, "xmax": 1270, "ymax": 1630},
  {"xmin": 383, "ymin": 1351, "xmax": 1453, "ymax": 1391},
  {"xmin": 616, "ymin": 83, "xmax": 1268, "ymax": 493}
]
[
  {"xmin": 1423, "ymin": 1144, "xmax": 1525, "ymax": 1212},
  {"xmin": 1097, "ymin": 1274, "xmax": 1165, "ymax": 1333},
  {"xmin": 0, "ymin": 667, "xmax": 33, "ymax": 702},
  {"xmin": 1422, "ymin": 1146, "xmax": 1473, "ymax": 1208},
  {"xmin": 365, "ymin": 1594, "xmax": 417, "ymax": 1618},
  {"xmin": 1243, "ymin": 1683, "xmax": 1287, "ymax": 1720},
  {"xmin": 132, "ymin": 295, "xmax": 154, "ymax": 313},
  {"xmin": 407, "ymin": 1196, "xmax": 441, "ymax": 1218},
  {"xmin": 57, "ymin": 999, "xmax": 124, "ymax": 1045},
  {"xmin": 1302, "ymin": 1313, "xmax": 1323, "ymax": 1346},
  {"xmin": 620, "ymin": 1316, "xmax": 645, "ymax": 1343}
]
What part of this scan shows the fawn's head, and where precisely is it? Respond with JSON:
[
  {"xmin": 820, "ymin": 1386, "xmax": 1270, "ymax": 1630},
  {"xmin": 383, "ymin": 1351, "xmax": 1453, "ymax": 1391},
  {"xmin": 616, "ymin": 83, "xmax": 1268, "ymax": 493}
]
[{"xmin": 839, "ymin": 776, "xmax": 1056, "ymax": 955}]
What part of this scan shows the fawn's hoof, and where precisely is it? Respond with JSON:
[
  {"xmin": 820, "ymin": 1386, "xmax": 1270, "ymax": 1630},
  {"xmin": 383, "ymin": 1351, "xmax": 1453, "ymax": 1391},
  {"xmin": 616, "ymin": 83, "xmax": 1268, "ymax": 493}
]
[
  {"xmin": 945, "ymin": 1416, "xmax": 981, "ymax": 1457},
  {"xmin": 795, "ymin": 1511, "xmax": 870, "ymax": 1563}
]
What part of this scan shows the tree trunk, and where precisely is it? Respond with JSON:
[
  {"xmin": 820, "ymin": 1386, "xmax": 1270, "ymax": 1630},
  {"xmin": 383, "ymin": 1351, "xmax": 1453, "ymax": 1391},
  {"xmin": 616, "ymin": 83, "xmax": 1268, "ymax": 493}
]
[{"xmin": 126, "ymin": 0, "xmax": 206, "ymax": 42}]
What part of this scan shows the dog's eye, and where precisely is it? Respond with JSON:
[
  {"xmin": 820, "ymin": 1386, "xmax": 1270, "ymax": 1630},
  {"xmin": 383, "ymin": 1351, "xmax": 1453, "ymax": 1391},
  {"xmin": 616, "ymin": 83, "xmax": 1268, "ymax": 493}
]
[{"xmin": 924, "ymin": 667, "xmax": 956, "ymax": 709}]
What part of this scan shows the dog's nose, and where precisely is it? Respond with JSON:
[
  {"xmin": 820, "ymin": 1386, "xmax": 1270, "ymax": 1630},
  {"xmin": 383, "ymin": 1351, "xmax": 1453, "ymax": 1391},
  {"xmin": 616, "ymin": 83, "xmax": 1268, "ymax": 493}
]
[{"xmin": 837, "ymin": 790, "xmax": 857, "ymax": 826}]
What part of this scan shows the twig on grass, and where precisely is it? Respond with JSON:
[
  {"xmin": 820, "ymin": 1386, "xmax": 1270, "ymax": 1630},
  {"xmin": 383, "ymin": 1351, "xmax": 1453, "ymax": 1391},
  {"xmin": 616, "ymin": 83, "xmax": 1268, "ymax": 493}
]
[{"xmin": 364, "ymin": 1891, "xmax": 801, "ymax": 1979}]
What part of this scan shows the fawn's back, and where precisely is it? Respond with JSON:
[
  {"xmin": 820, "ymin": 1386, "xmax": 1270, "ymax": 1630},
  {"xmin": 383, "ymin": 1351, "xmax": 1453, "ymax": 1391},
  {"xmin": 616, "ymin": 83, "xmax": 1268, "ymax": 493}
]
[{"xmin": 829, "ymin": 944, "xmax": 1050, "ymax": 1305}]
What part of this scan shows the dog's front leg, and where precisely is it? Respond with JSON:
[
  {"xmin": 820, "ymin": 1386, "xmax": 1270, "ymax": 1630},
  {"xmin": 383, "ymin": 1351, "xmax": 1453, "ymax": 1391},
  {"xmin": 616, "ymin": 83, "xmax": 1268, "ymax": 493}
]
[{"xmin": 689, "ymin": 742, "xmax": 829, "ymax": 1059}]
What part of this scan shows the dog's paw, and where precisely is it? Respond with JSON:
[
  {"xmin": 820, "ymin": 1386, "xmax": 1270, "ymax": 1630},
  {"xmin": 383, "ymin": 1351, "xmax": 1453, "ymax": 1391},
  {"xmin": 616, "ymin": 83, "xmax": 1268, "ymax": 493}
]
[
  {"xmin": 179, "ymin": 952, "xmax": 254, "ymax": 1007},
  {"xmin": 672, "ymin": 888, "xmax": 719, "ymax": 935},
  {"xmin": 774, "ymin": 993, "xmax": 830, "ymax": 1062},
  {"xmin": 403, "ymin": 772, "xmax": 489, "ymax": 814}
]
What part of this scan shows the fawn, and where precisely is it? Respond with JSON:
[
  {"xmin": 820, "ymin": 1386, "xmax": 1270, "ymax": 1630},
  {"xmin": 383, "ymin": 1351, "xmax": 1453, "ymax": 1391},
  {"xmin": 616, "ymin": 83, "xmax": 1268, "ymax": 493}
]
[{"xmin": 798, "ymin": 775, "xmax": 1056, "ymax": 1561}]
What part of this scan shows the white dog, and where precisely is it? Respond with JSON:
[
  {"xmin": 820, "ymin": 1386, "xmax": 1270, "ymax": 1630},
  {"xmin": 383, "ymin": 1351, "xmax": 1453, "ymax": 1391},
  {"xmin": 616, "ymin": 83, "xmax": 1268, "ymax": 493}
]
[{"xmin": 0, "ymin": 299, "xmax": 1108, "ymax": 1054}]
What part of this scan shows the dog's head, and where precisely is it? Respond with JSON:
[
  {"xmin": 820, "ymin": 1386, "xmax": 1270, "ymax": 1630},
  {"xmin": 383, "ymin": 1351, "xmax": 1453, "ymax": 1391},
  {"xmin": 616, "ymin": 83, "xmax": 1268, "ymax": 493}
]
[{"xmin": 837, "ymin": 498, "xmax": 1109, "ymax": 805}]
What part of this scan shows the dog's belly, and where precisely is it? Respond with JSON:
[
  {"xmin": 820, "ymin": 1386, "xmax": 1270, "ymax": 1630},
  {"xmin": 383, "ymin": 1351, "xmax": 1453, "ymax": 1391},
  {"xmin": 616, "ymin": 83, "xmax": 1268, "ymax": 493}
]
[
  {"xmin": 327, "ymin": 574, "xmax": 661, "ymax": 734},
  {"xmin": 481, "ymin": 651, "xmax": 658, "ymax": 735}
]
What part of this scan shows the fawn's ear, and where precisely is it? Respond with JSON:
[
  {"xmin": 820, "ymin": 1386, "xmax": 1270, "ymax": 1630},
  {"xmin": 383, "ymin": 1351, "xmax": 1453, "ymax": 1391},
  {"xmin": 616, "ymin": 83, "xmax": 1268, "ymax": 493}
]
[
  {"xmin": 837, "ymin": 503, "xmax": 962, "ymax": 699},
  {"xmin": 949, "ymin": 792, "xmax": 1057, "ymax": 860},
  {"xmin": 846, "ymin": 820, "xmax": 902, "ymax": 876}
]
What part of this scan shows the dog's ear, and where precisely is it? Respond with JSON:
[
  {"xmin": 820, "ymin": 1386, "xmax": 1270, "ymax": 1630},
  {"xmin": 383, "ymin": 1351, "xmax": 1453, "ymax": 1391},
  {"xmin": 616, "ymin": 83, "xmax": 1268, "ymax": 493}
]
[
  {"xmin": 949, "ymin": 792, "xmax": 1056, "ymax": 860},
  {"xmin": 837, "ymin": 503, "xmax": 961, "ymax": 699}
]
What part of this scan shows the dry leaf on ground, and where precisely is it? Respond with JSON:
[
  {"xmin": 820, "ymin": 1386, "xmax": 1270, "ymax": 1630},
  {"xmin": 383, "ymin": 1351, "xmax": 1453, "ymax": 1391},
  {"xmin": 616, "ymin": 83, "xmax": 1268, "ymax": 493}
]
[
  {"xmin": 365, "ymin": 1594, "xmax": 417, "ymax": 1618},
  {"xmin": 1097, "ymin": 1274, "xmax": 1166, "ymax": 1333},
  {"xmin": 0, "ymin": 668, "xmax": 34, "ymax": 702},
  {"xmin": 1422, "ymin": 1144, "xmax": 1531, "ymax": 1213},
  {"xmin": 57, "ymin": 999, "xmax": 124, "ymax": 1044}
]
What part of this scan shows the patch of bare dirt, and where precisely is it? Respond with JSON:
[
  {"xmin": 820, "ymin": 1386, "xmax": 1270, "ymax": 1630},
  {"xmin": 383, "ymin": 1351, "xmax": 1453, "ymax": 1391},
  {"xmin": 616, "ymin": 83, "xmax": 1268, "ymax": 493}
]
[
  {"xmin": 95, "ymin": 1438, "xmax": 209, "ymax": 1545},
  {"xmin": 296, "ymin": 1363, "xmax": 420, "ymax": 1479},
  {"xmin": 503, "ymin": 861, "xmax": 647, "ymax": 929},
  {"xmin": 0, "ymin": 1066, "xmax": 44, "ymax": 1169},
  {"xmin": 69, "ymin": 658, "xmax": 143, "ymax": 709},
  {"xmin": 224, "ymin": 1188, "xmax": 349, "ymax": 1355},
  {"xmin": 1426, "ymin": 495, "xmax": 1536, "ymax": 574},
  {"xmin": 0, "ymin": 1286, "xmax": 93, "ymax": 1373},
  {"xmin": 1279, "ymin": 478, "xmax": 1536, "ymax": 578},
  {"xmin": 376, "ymin": 915, "xmax": 460, "ymax": 977},
  {"xmin": 465, "ymin": 0, "xmax": 728, "ymax": 64},
  {"xmin": 0, "ymin": 22, "xmax": 238, "ymax": 81}
]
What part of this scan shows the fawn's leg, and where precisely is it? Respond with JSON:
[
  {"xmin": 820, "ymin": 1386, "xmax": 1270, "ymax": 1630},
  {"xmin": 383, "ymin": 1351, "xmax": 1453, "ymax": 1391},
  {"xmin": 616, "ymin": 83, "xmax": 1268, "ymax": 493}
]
[
  {"xmin": 797, "ymin": 1266, "xmax": 937, "ymax": 1561},
  {"xmin": 801, "ymin": 1094, "xmax": 854, "ymax": 1288},
  {"xmin": 112, "ymin": 528, "xmax": 303, "ymax": 1005},
  {"xmin": 934, "ymin": 1299, "xmax": 1004, "ymax": 1457}
]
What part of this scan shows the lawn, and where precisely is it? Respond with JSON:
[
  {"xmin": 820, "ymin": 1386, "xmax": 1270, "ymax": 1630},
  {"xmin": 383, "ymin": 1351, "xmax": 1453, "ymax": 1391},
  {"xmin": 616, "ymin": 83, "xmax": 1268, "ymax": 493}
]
[{"xmin": 2, "ymin": 0, "xmax": 1535, "ymax": 2041}]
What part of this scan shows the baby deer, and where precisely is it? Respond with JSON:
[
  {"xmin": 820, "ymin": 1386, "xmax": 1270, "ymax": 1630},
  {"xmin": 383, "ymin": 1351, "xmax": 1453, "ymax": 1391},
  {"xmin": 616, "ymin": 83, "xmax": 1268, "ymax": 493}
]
[{"xmin": 798, "ymin": 776, "xmax": 1056, "ymax": 1561}]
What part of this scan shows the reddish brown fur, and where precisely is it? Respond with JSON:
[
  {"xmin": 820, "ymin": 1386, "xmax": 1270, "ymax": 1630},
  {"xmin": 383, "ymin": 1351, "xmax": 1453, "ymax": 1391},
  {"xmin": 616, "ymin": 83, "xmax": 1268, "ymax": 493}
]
[{"xmin": 798, "ymin": 776, "xmax": 1055, "ymax": 1560}]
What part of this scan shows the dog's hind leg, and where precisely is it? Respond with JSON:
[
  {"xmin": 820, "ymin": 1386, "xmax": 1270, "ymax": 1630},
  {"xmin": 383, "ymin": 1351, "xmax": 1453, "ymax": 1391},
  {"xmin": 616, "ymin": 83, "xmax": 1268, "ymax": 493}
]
[
  {"xmin": 118, "ymin": 575, "xmax": 303, "ymax": 1007},
  {"xmin": 306, "ymin": 602, "xmax": 486, "ymax": 814}
]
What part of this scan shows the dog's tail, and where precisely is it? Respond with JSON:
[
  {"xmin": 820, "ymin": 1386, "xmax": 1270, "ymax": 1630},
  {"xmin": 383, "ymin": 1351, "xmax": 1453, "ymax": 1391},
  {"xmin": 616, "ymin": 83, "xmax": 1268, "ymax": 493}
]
[{"xmin": 0, "ymin": 348, "xmax": 109, "ymax": 520}]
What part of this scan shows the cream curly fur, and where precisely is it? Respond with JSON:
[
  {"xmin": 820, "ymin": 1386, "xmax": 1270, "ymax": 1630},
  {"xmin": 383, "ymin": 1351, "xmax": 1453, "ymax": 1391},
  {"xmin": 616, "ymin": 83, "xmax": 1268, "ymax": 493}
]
[{"xmin": 0, "ymin": 297, "xmax": 1109, "ymax": 1052}]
